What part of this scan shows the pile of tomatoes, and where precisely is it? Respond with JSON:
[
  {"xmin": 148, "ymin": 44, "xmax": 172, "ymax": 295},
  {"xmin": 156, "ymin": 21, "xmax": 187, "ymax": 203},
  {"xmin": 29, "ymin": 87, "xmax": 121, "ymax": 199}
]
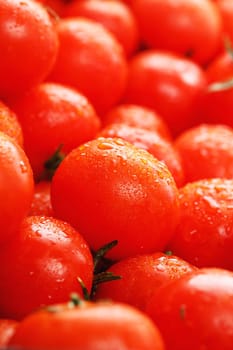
[{"xmin": 0, "ymin": 0, "xmax": 233, "ymax": 349}]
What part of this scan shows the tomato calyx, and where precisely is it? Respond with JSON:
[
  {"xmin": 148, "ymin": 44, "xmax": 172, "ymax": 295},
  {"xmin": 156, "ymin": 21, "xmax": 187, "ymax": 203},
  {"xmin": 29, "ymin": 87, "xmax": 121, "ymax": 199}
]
[
  {"xmin": 45, "ymin": 293, "xmax": 84, "ymax": 314},
  {"xmin": 207, "ymin": 78, "xmax": 233, "ymax": 92},
  {"xmin": 224, "ymin": 36, "xmax": 233, "ymax": 60},
  {"xmin": 185, "ymin": 49, "xmax": 194, "ymax": 58},
  {"xmin": 43, "ymin": 144, "xmax": 65, "ymax": 180},
  {"xmin": 164, "ymin": 250, "xmax": 173, "ymax": 256},
  {"xmin": 91, "ymin": 240, "xmax": 121, "ymax": 298}
]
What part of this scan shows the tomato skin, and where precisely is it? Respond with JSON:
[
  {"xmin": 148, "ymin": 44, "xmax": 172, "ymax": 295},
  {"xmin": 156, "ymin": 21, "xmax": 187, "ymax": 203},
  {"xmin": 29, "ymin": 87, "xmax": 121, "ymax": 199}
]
[
  {"xmin": 146, "ymin": 268, "xmax": 233, "ymax": 350},
  {"xmin": 0, "ymin": 0, "xmax": 58, "ymax": 100},
  {"xmin": 0, "ymin": 319, "xmax": 18, "ymax": 346},
  {"xmin": 9, "ymin": 301, "xmax": 165, "ymax": 350},
  {"xmin": 123, "ymin": 51, "xmax": 207, "ymax": 137},
  {"xmin": 29, "ymin": 181, "xmax": 53, "ymax": 217},
  {"xmin": 131, "ymin": 0, "xmax": 222, "ymax": 65},
  {"xmin": 0, "ymin": 216, "xmax": 93, "ymax": 320},
  {"xmin": 0, "ymin": 100, "xmax": 23, "ymax": 147},
  {"xmin": 103, "ymin": 104, "xmax": 171, "ymax": 140},
  {"xmin": 63, "ymin": 0, "xmax": 139, "ymax": 57},
  {"xmin": 11, "ymin": 83, "xmax": 101, "ymax": 180},
  {"xmin": 99, "ymin": 123, "xmax": 184, "ymax": 187},
  {"xmin": 205, "ymin": 51, "xmax": 233, "ymax": 83},
  {"xmin": 0, "ymin": 132, "xmax": 34, "ymax": 244},
  {"xmin": 51, "ymin": 137, "xmax": 180, "ymax": 260},
  {"xmin": 168, "ymin": 178, "xmax": 233, "ymax": 269},
  {"xmin": 48, "ymin": 17, "xmax": 128, "ymax": 115},
  {"xmin": 216, "ymin": 0, "xmax": 233, "ymax": 46},
  {"xmin": 94, "ymin": 252, "xmax": 197, "ymax": 311},
  {"xmin": 175, "ymin": 124, "xmax": 233, "ymax": 183}
]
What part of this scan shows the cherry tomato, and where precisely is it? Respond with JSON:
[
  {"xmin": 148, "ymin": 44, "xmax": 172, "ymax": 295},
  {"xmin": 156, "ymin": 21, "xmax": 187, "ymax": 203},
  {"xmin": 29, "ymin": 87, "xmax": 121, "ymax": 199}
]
[
  {"xmin": 0, "ymin": 216, "xmax": 93, "ymax": 320},
  {"xmin": 51, "ymin": 137, "xmax": 180, "ymax": 260},
  {"xmin": 63, "ymin": 0, "xmax": 139, "ymax": 57},
  {"xmin": 146, "ymin": 268, "xmax": 233, "ymax": 350},
  {"xmin": 48, "ymin": 17, "xmax": 128, "ymax": 115},
  {"xmin": 131, "ymin": 0, "xmax": 222, "ymax": 65},
  {"xmin": 103, "ymin": 104, "xmax": 171, "ymax": 140},
  {"xmin": 0, "ymin": 319, "xmax": 18, "ymax": 346},
  {"xmin": 9, "ymin": 300, "xmax": 165, "ymax": 350},
  {"xmin": 175, "ymin": 124, "xmax": 233, "ymax": 183},
  {"xmin": 94, "ymin": 252, "xmax": 197, "ymax": 312},
  {"xmin": 29, "ymin": 181, "xmax": 53, "ymax": 217},
  {"xmin": 11, "ymin": 82, "xmax": 101, "ymax": 180},
  {"xmin": 0, "ymin": 100, "xmax": 23, "ymax": 147},
  {"xmin": 205, "ymin": 49, "xmax": 233, "ymax": 83},
  {"xmin": 0, "ymin": 132, "xmax": 34, "ymax": 244},
  {"xmin": 216, "ymin": 0, "xmax": 233, "ymax": 45},
  {"xmin": 123, "ymin": 51, "xmax": 207, "ymax": 136},
  {"xmin": 200, "ymin": 48, "xmax": 233, "ymax": 127},
  {"xmin": 168, "ymin": 178, "xmax": 233, "ymax": 269},
  {"xmin": 99, "ymin": 123, "xmax": 184, "ymax": 187},
  {"xmin": 0, "ymin": 0, "xmax": 58, "ymax": 101}
]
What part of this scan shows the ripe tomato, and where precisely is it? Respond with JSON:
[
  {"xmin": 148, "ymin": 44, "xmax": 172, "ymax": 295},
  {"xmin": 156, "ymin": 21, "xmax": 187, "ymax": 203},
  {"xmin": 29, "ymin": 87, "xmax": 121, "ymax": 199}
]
[
  {"xmin": 200, "ymin": 49, "xmax": 233, "ymax": 127},
  {"xmin": 0, "ymin": 132, "xmax": 34, "ymax": 244},
  {"xmin": 0, "ymin": 319, "xmax": 18, "ymax": 346},
  {"xmin": 47, "ymin": 17, "xmax": 128, "ymax": 115},
  {"xmin": 0, "ymin": 100, "xmax": 23, "ymax": 147},
  {"xmin": 168, "ymin": 178, "xmax": 233, "ymax": 269},
  {"xmin": 123, "ymin": 51, "xmax": 207, "ymax": 136},
  {"xmin": 175, "ymin": 124, "xmax": 233, "ymax": 183},
  {"xmin": 131, "ymin": 0, "xmax": 222, "ymax": 65},
  {"xmin": 63, "ymin": 0, "xmax": 139, "ymax": 57},
  {"xmin": 0, "ymin": 216, "xmax": 93, "ymax": 320},
  {"xmin": 29, "ymin": 181, "xmax": 53, "ymax": 217},
  {"xmin": 216, "ymin": 0, "xmax": 233, "ymax": 46},
  {"xmin": 199, "ymin": 83, "xmax": 233, "ymax": 128},
  {"xmin": 0, "ymin": 0, "xmax": 58, "ymax": 101},
  {"xmin": 94, "ymin": 252, "xmax": 197, "ymax": 312},
  {"xmin": 99, "ymin": 124, "xmax": 184, "ymax": 187},
  {"xmin": 205, "ymin": 49, "xmax": 233, "ymax": 83},
  {"xmin": 51, "ymin": 137, "xmax": 180, "ymax": 260},
  {"xmin": 103, "ymin": 104, "xmax": 171, "ymax": 140},
  {"xmin": 146, "ymin": 268, "xmax": 233, "ymax": 350},
  {"xmin": 9, "ymin": 300, "xmax": 165, "ymax": 350},
  {"xmin": 11, "ymin": 82, "xmax": 101, "ymax": 180}
]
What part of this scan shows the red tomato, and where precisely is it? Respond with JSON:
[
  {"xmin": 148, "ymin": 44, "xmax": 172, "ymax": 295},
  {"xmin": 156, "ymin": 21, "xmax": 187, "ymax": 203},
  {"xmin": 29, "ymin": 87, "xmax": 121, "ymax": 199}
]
[
  {"xmin": 0, "ymin": 216, "xmax": 93, "ymax": 320},
  {"xmin": 205, "ymin": 49, "xmax": 233, "ymax": 83},
  {"xmin": 131, "ymin": 0, "xmax": 222, "ymax": 65},
  {"xmin": 99, "ymin": 123, "xmax": 184, "ymax": 187},
  {"xmin": 200, "ymin": 83, "xmax": 233, "ymax": 128},
  {"xmin": 103, "ymin": 104, "xmax": 171, "ymax": 140},
  {"xmin": 0, "ymin": 132, "xmax": 34, "ymax": 244},
  {"xmin": 168, "ymin": 178, "xmax": 233, "ymax": 269},
  {"xmin": 94, "ymin": 252, "xmax": 197, "ymax": 312},
  {"xmin": 29, "ymin": 181, "xmax": 53, "ymax": 217},
  {"xmin": 0, "ymin": 100, "xmax": 23, "ymax": 147},
  {"xmin": 9, "ymin": 300, "xmax": 165, "ymax": 350},
  {"xmin": 123, "ymin": 51, "xmax": 207, "ymax": 136},
  {"xmin": 51, "ymin": 137, "xmax": 180, "ymax": 260},
  {"xmin": 175, "ymin": 124, "xmax": 233, "ymax": 183},
  {"xmin": 0, "ymin": 0, "xmax": 58, "ymax": 101},
  {"xmin": 63, "ymin": 0, "xmax": 139, "ymax": 57},
  {"xmin": 200, "ymin": 49, "xmax": 233, "ymax": 127},
  {"xmin": 47, "ymin": 17, "xmax": 128, "ymax": 115},
  {"xmin": 0, "ymin": 319, "xmax": 18, "ymax": 346},
  {"xmin": 146, "ymin": 268, "xmax": 233, "ymax": 350},
  {"xmin": 11, "ymin": 83, "xmax": 101, "ymax": 180},
  {"xmin": 216, "ymin": 0, "xmax": 233, "ymax": 45}
]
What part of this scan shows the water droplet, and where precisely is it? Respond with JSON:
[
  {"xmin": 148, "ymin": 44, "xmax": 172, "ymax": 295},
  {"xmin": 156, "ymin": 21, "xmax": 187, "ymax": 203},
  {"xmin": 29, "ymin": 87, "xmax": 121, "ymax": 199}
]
[
  {"xmin": 19, "ymin": 160, "xmax": 27, "ymax": 173},
  {"xmin": 98, "ymin": 142, "xmax": 113, "ymax": 150}
]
